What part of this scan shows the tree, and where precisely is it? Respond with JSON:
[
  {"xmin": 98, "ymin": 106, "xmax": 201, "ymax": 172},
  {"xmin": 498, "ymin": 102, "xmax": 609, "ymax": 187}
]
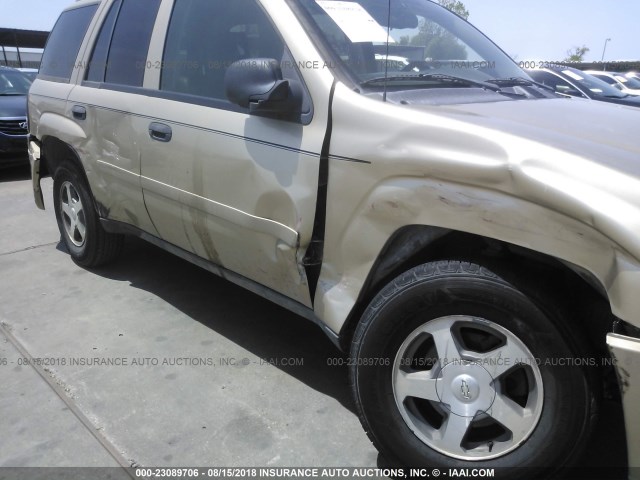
[
  {"xmin": 564, "ymin": 45, "xmax": 590, "ymax": 63},
  {"xmin": 408, "ymin": 0, "xmax": 470, "ymax": 60},
  {"xmin": 437, "ymin": 0, "xmax": 469, "ymax": 20}
]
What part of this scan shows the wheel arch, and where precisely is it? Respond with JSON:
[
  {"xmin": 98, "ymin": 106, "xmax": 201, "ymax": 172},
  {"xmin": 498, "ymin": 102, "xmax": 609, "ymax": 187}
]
[
  {"xmin": 41, "ymin": 136, "xmax": 106, "ymax": 217},
  {"xmin": 338, "ymin": 225, "xmax": 615, "ymax": 354}
]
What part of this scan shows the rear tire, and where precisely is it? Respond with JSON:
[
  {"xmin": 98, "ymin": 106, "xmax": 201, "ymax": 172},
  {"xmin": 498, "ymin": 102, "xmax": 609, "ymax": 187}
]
[
  {"xmin": 53, "ymin": 162, "xmax": 123, "ymax": 267},
  {"xmin": 350, "ymin": 260, "xmax": 595, "ymax": 478}
]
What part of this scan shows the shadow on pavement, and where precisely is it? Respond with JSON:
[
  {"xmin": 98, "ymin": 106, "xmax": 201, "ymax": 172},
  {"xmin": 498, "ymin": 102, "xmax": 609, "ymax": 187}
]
[
  {"xmin": 67, "ymin": 235, "xmax": 628, "ymax": 473},
  {"xmin": 87, "ymin": 236, "xmax": 355, "ymax": 413}
]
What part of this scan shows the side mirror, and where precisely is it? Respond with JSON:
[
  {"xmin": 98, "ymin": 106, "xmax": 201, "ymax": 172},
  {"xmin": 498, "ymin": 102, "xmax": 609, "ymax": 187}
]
[{"xmin": 224, "ymin": 58, "xmax": 302, "ymax": 119}]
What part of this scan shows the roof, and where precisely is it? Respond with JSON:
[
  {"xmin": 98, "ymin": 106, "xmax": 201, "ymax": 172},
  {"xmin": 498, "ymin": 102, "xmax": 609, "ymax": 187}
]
[{"xmin": 0, "ymin": 28, "xmax": 49, "ymax": 49}]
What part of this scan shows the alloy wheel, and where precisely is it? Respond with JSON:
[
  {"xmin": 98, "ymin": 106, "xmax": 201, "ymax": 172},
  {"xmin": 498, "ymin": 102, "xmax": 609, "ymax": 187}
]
[{"xmin": 392, "ymin": 315, "xmax": 544, "ymax": 461}]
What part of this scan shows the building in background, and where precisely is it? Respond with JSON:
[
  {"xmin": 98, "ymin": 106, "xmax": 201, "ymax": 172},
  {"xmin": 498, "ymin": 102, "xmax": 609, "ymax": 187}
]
[{"xmin": 0, "ymin": 28, "xmax": 49, "ymax": 70}]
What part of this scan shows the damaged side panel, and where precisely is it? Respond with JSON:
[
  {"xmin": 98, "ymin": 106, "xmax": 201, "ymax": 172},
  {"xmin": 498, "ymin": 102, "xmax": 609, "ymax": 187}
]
[
  {"xmin": 315, "ymin": 83, "xmax": 640, "ymax": 335},
  {"xmin": 132, "ymin": 95, "xmax": 327, "ymax": 306},
  {"xmin": 28, "ymin": 82, "xmax": 79, "ymax": 209},
  {"xmin": 66, "ymin": 86, "xmax": 158, "ymax": 236}
]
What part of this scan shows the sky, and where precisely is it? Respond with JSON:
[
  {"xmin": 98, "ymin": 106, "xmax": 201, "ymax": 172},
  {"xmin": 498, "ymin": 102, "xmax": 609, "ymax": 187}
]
[
  {"xmin": 462, "ymin": 0, "xmax": 639, "ymax": 62},
  {"xmin": 1, "ymin": 0, "xmax": 638, "ymax": 62}
]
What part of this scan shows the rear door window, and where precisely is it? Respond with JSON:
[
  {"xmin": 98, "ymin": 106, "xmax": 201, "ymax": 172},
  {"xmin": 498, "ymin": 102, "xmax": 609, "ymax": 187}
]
[
  {"xmin": 86, "ymin": 0, "xmax": 160, "ymax": 87},
  {"xmin": 102, "ymin": 0, "xmax": 161, "ymax": 86},
  {"xmin": 85, "ymin": 0, "xmax": 122, "ymax": 82}
]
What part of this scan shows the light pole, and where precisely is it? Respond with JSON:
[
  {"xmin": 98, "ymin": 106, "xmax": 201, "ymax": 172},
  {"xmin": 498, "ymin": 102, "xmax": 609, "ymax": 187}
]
[{"xmin": 601, "ymin": 38, "xmax": 611, "ymax": 69}]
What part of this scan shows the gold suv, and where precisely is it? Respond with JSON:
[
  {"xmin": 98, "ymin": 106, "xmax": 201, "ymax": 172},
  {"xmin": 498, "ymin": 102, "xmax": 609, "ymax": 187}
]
[{"xmin": 28, "ymin": 0, "xmax": 640, "ymax": 476}]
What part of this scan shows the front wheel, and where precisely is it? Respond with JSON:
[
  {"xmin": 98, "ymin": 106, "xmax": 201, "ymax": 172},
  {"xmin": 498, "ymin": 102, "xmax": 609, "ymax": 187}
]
[
  {"xmin": 351, "ymin": 261, "xmax": 595, "ymax": 477},
  {"xmin": 53, "ymin": 162, "xmax": 123, "ymax": 267}
]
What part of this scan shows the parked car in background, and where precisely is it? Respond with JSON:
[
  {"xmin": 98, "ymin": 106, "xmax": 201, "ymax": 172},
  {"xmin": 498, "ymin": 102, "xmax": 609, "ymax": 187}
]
[
  {"xmin": 528, "ymin": 65, "xmax": 640, "ymax": 108},
  {"xmin": 586, "ymin": 70, "xmax": 640, "ymax": 96},
  {"xmin": 0, "ymin": 66, "xmax": 32, "ymax": 167},
  {"xmin": 626, "ymin": 72, "xmax": 640, "ymax": 82},
  {"xmin": 16, "ymin": 68, "xmax": 39, "ymax": 81}
]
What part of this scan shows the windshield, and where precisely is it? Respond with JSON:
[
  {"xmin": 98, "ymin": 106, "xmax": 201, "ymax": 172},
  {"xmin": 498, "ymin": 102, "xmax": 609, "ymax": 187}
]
[
  {"xmin": 294, "ymin": 0, "xmax": 527, "ymax": 89},
  {"xmin": 561, "ymin": 68, "xmax": 627, "ymax": 98},
  {"xmin": 0, "ymin": 69, "xmax": 32, "ymax": 95}
]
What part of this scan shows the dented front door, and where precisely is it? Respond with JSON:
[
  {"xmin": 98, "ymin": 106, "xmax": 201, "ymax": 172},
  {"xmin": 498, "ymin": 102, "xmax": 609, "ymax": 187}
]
[
  {"xmin": 140, "ymin": 107, "xmax": 322, "ymax": 305},
  {"xmin": 137, "ymin": 0, "xmax": 327, "ymax": 306}
]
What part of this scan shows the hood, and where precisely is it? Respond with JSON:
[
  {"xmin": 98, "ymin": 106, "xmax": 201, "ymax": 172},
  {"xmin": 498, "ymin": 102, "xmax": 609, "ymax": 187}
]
[
  {"xmin": 413, "ymin": 96, "xmax": 640, "ymax": 174},
  {"xmin": 0, "ymin": 94, "xmax": 27, "ymax": 118}
]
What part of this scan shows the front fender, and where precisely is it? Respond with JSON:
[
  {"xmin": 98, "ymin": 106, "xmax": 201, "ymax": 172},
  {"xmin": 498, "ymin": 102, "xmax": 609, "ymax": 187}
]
[
  {"xmin": 315, "ymin": 83, "xmax": 640, "ymax": 335},
  {"xmin": 315, "ymin": 175, "xmax": 639, "ymax": 333}
]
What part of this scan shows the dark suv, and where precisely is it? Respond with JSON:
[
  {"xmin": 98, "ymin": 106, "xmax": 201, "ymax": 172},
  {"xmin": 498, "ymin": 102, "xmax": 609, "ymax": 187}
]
[{"xmin": 0, "ymin": 66, "xmax": 32, "ymax": 167}]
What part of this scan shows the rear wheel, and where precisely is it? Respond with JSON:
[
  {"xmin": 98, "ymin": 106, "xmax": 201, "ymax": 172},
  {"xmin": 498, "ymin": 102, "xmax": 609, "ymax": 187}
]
[
  {"xmin": 351, "ymin": 261, "xmax": 595, "ymax": 477},
  {"xmin": 53, "ymin": 162, "xmax": 123, "ymax": 267}
]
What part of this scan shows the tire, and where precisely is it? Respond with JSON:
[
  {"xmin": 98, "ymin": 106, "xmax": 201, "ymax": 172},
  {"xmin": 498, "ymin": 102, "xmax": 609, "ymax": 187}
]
[
  {"xmin": 53, "ymin": 162, "xmax": 123, "ymax": 267},
  {"xmin": 350, "ymin": 260, "xmax": 595, "ymax": 478}
]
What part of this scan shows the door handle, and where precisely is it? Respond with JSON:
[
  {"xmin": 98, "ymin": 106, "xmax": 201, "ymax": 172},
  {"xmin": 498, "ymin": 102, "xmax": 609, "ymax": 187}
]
[
  {"xmin": 72, "ymin": 105, "xmax": 86, "ymax": 120},
  {"xmin": 149, "ymin": 122, "xmax": 172, "ymax": 142}
]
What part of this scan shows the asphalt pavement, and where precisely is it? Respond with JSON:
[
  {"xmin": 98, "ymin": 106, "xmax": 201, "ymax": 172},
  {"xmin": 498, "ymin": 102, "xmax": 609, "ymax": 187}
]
[{"xmin": 0, "ymin": 165, "xmax": 378, "ymax": 472}]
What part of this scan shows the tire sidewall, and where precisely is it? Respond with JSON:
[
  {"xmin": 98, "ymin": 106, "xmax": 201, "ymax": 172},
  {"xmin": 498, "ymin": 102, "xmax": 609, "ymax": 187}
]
[
  {"xmin": 53, "ymin": 164, "xmax": 97, "ymax": 264},
  {"xmin": 352, "ymin": 267, "xmax": 591, "ymax": 473}
]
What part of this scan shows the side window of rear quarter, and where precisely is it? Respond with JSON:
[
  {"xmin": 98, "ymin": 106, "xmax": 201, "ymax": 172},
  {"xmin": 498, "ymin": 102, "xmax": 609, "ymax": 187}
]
[{"xmin": 39, "ymin": 4, "xmax": 99, "ymax": 82}]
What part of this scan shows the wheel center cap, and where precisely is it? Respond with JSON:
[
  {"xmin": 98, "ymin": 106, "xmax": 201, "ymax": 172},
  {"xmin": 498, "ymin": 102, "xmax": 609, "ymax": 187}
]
[
  {"xmin": 435, "ymin": 361, "xmax": 496, "ymax": 417},
  {"xmin": 452, "ymin": 374, "xmax": 479, "ymax": 403}
]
